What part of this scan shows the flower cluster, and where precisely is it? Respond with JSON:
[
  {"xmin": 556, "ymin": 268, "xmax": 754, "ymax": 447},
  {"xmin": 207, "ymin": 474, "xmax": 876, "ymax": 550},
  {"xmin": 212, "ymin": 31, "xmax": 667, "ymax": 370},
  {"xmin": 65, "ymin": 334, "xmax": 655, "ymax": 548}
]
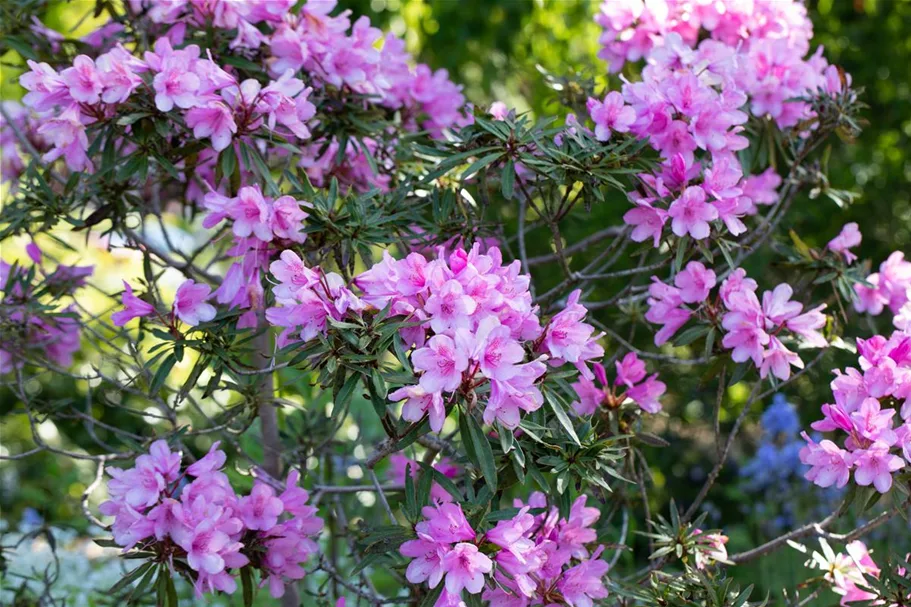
[
  {"xmin": 645, "ymin": 263, "xmax": 828, "ymax": 381},
  {"xmin": 399, "ymin": 494, "xmax": 610, "ymax": 607},
  {"xmin": 113, "ymin": 278, "xmax": 215, "ymax": 328},
  {"xmin": 18, "ymin": 36, "xmax": 316, "ymax": 169},
  {"xmin": 99, "ymin": 440, "xmax": 323, "ymax": 599},
  {"xmin": 0, "ymin": 244, "xmax": 91, "ymax": 373},
  {"xmin": 595, "ymin": 0, "xmax": 843, "ymax": 130},
  {"xmin": 570, "ymin": 352, "xmax": 666, "ymax": 415},
  {"xmin": 854, "ymin": 251, "xmax": 911, "ymax": 328},
  {"xmin": 268, "ymin": 244, "xmax": 604, "ymax": 430},
  {"xmin": 800, "ymin": 330, "xmax": 910, "ymax": 493},
  {"xmin": 590, "ymin": 0, "xmax": 851, "ymax": 249},
  {"xmin": 719, "ymin": 271, "xmax": 827, "ymax": 381}
]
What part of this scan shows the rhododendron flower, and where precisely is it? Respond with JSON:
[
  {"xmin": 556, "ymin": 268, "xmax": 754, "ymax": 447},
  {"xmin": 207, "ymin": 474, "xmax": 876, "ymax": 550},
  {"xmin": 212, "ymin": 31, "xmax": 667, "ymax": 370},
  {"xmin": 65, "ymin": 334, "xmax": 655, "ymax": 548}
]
[
  {"xmin": 441, "ymin": 542, "xmax": 492, "ymax": 595},
  {"xmin": 238, "ymin": 483, "xmax": 284, "ymax": 530},
  {"xmin": 61, "ymin": 55, "xmax": 103, "ymax": 104},
  {"xmin": 186, "ymin": 101, "xmax": 237, "ymax": 151},
  {"xmin": 558, "ymin": 547, "xmax": 610, "ymax": 607},
  {"xmin": 424, "ymin": 279, "xmax": 477, "ymax": 333},
  {"xmin": 389, "ymin": 384, "xmax": 447, "ymax": 432},
  {"xmin": 799, "ymin": 432, "xmax": 851, "ymax": 488},
  {"xmin": 416, "ymin": 503, "xmax": 476, "ymax": 544},
  {"xmin": 827, "ymin": 223, "xmax": 862, "ymax": 264},
  {"xmin": 173, "ymin": 279, "xmax": 216, "ymax": 326},
  {"xmin": 112, "ymin": 281, "xmax": 155, "ymax": 326},
  {"xmin": 413, "ymin": 334, "xmax": 470, "ymax": 393},
  {"xmin": 851, "ymin": 441, "xmax": 904, "ymax": 492},
  {"xmin": 624, "ymin": 202, "xmax": 668, "ymax": 247},
  {"xmin": 674, "ymin": 261, "xmax": 716, "ymax": 304},
  {"xmin": 587, "ymin": 91, "xmax": 635, "ymax": 141},
  {"xmin": 399, "ymin": 537, "xmax": 447, "ymax": 586},
  {"xmin": 668, "ymin": 186, "xmax": 718, "ymax": 240}
]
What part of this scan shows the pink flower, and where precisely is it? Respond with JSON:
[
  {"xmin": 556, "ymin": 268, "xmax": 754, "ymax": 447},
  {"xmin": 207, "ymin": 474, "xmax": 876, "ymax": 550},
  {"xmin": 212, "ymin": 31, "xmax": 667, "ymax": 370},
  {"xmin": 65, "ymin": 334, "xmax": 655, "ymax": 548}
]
[
  {"xmin": 96, "ymin": 48, "xmax": 144, "ymax": 104},
  {"xmin": 557, "ymin": 549, "xmax": 610, "ymax": 607},
  {"xmin": 485, "ymin": 362, "xmax": 546, "ymax": 428},
  {"xmin": 112, "ymin": 281, "xmax": 155, "ymax": 326},
  {"xmin": 475, "ymin": 319, "xmax": 524, "ymax": 380},
  {"xmin": 412, "ymin": 334, "xmax": 470, "ymax": 393},
  {"xmin": 186, "ymin": 441, "xmax": 227, "ymax": 476},
  {"xmin": 853, "ymin": 274, "xmax": 887, "ymax": 316},
  {"xmin": 760, "ymin": 336, "xmax": 803, "ymax": 381},
  {"xmin": 37, "ymin": 105, "xmax": 91, "ymax": 172},
  {"xmin": 849, "ymin": 397, "xmax": 897, "ymax": 446},
  {"xmin": 851, "ymin": 441, "xmax": 905, "ymax": 492},
  {"xmin": 229, "ymin": 185, "xmax": 273, "ymax": 241},
  {"xmin": 107, "ymin": 461, "xmax": 166, "ymax": 509},
  {"xmin": 441, "ymin": 542, "xmax": 492, "ymax": 595},
  {"xmin": 399, "ymin": 537, "xmax": 447, "ymax": 587},
  {"xmin": 175, "ymin": 518, "xmax": 231, "ymax": 575},
  {"xmin": 587, "ymin": 91, "xmax": 635, "ymax": 141},
  {"xmin": 173, "ymin": 279, "xmax": 216, "ymax": 326},
  {"xmin": 416, "ymin": 502, "xmax": 476, "ymax": 544},
  {"xmin": 389, "ymin": 384, "xmax": 447, "ymax": 432},
  {"xmin": 827, "ymin": 222, "xmax": 862, "ymax": 264},
  {"xmin": 674, "ymin": 261, "xmax": 716, "ymax": 304},
  {"xmin": 571, "ymin": 375, "xmax": 605, "ymax": 416},
  {"xmin": 489, "ymin": 101, "xmax": 509, "ymax": 120},
  {"xmin": 238, "ymin": 483, "xmax": 284, "ymax": 530},
  {"xmin": 668, "ymin": 186, "xmax": 718, "ymax": 239},
  {"xmin": 185, "ymin": 101, "xmax": 237, "ymax": 152},
  {"xmin": 615, "ymin": 352, "xmax": 646, "ymax": 387},
  {"xmin": 153, "ymin": 53, "xmax": 200, "ymax": 111},
  {"xmin": 627, "ymin": 374, "xmax": 666, "ymax": 413},
  {"xmin": 645, "ymin": 278, "xmax": 691, "ymax": 346},
  {"xmin": 543, "ymin": 290, "xmax": 604, "ymax": 378},
  {"xmin": 623, "ymin": 202, "xmax": 667, "ymax": 248},
  {"xmin": 762, "ymin": 284, "xmax": 803, "ymax": 326},
  {"xmin": 424, "ymin": 279, "xmax": 477, "ymax": 333},
  {"xmin": 20, "ymin": 60, "xmax": 71, "ymax": 112},
  {"xmin": 486, "ymin": 507, "xmax": 536, "ymax": 560},
  {"xmin": 787, "ymin": 304, "xmax": 828, "ymax": 348},
  {"xmin": 799, "ymin": 432, "xmax": 851, "ymax": 489},
  {"xmin": 270, "ymin": 250, "xmax": 320, "ymax": 302},
  {"xmin": 61, "ymin": 55, "xmax": 103, "ymax": 104},
  {"xmin": 143, "ymin": 440, "xmax": 182, "ymax": 482},
  {"xmin": 270, "ymin": 195, "xmax": 309, "ymax": 242}
]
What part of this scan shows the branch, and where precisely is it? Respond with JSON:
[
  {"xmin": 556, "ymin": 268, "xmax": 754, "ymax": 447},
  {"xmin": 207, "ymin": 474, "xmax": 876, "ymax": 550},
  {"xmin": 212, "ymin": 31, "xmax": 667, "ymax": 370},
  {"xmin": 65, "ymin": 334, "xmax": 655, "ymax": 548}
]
[{"xmin": 526, "ymin": 226, "xmax": 624, "ymax": 267}]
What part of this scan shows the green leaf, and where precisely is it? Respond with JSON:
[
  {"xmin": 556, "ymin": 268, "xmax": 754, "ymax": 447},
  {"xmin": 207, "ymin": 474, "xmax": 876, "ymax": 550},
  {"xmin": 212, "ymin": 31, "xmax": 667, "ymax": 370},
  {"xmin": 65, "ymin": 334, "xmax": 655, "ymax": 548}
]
[
  {"xmin": 149, "ymin": 354, "xmax": 177, "ymax": 395},
  {"xmin": 108, "ymin": 562, "xmax": 154, "ymax": 595},
  {"xmin": 545, "ymin": 389, "xmax": 580, "ymax": 446},
  {"xmin": 419, "ymin": 585, "xmax": 445, "ymax": 607},
  {"xmin": 431, "ymin": 468, "xmax": 463, "ymax": 502},
  {"xmin": 404, "ymin": 463, "xmax": 417, "ymax": 520},
  {"xmin": 461, "ymin": 410, "xmax": 498, "ymax": 493},
  {"xmin": 675, "ymin": 235, "xmax": 689, "ymax": 272},
  {"xmin": 335, "ymin": 372, "xmax": 361, "ymax": 409},
  {"xmin": 462, "ymin": 151, "xmax": 505, "ymax": 181},
  {"xmin": 501, "ymin": 160, "xmax": 515, "ymax": 199}
]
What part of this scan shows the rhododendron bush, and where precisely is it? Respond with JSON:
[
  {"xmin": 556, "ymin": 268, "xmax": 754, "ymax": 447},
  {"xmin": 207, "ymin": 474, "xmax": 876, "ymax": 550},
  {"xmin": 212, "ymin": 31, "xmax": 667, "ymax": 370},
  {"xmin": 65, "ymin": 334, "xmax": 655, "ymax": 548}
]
[{"xmin": 1, "ymin": 1, "xmax": 909, "ymax": 606}]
